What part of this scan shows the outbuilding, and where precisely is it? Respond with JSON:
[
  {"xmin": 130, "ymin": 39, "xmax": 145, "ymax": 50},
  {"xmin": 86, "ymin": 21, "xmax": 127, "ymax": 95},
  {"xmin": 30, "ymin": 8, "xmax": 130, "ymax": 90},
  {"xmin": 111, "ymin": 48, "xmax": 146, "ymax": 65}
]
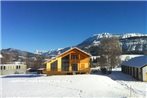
[
  {"xmin": 0, "ymin": 63, "xmax": 27, "ymax": 75},
  {"xmin": 121, "ymin": 56, "xmax": 147, "ymax": 82}
]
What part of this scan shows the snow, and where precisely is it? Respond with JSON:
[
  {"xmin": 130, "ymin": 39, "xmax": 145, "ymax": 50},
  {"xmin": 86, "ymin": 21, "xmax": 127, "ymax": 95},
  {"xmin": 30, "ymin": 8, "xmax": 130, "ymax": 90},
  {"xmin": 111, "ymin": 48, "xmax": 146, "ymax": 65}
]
[
  {"xmin": 57, "ymin": 48, "xmax": 63, "ymax": 51},
  {"xmin": 93, "ymin": 32, "xmax": 147, "ymax": 40},
  {"xmin": 120, "ymin": 54, "xmax": 144, "ymax": 61},
  {"xmin": 109, "ymin": 68, "xmax": 147, "ymax": 97},
  {"xmin": 0, "ymin": 69, "xmax": 147, "ymax": 97},
  {"xmin": 122, "ymin": 33, "xmax": 147, "ymax": 39},
  {"xmin": 121, "ymin": 56, "xmax": 147, "ymax": 68},
  {"xmin": 93, "ymin": 32, "xmax": 112, "ymax": 39}
]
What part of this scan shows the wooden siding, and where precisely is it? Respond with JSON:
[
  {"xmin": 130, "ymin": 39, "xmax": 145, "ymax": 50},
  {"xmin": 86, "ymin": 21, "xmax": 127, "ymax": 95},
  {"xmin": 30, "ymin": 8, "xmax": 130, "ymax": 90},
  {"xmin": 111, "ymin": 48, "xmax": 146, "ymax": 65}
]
[{"xmin": 46, "ymin": 48, "xmax": 90, "ymax": 75}]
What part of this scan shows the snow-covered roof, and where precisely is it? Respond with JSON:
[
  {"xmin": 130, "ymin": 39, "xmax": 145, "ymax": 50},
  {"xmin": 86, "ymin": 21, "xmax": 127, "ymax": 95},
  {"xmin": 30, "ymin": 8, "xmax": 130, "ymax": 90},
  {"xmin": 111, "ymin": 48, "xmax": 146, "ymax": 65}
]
[{"xmin": 121, "ymin": 56, "xmax": 147, "ymax": 68}]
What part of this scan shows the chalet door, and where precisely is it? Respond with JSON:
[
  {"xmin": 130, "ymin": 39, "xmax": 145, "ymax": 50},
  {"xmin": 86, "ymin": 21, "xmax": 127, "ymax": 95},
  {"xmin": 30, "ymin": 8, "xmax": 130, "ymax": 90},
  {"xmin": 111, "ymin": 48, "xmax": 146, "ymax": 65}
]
[{"xmin": 72, "ymin": 64, "xmax": 78, "ymax": 71}]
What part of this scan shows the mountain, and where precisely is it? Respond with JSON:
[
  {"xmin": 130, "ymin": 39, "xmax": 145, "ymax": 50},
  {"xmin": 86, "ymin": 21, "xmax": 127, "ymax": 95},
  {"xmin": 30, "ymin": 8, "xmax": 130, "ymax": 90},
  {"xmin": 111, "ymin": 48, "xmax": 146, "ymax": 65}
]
[
  {"xmin": 77, "ymin": 33, "xmax": 147, "ymax": 55},
  {"xmin": 41, "ymin": 47, "xmax": 71, "ymax": 57},
  {"xmin": 1, "ymin": 48, "xmax": 45, "ymax": 68},
  {"xmin": 43, "ymin": 33, "xmax": 147, "ymax": 57},
  {"xmin": 1, "ymin": 33, "xmax": 147, "ymax": 62},
  {"xmin": 1, "ymin": 48, "xmax": 35, "ymax": 57}
]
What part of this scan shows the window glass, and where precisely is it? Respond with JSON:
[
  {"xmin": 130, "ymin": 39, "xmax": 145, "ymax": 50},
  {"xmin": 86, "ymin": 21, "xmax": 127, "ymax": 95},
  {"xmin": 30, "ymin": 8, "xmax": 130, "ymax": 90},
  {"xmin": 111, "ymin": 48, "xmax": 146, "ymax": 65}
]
[
  {"xmin": 0, "ymin": 66, "xmax": 2, "ymax": 70},
  {"xmin": 16, "ymin": 66, "xmax": 19, "ymax": 69},
  {"xmin": 62, "ymin": 55, "xmax": 69, "ymax": 71},
  {"xmin": 3, "ymin": 66, "xmax": 6, "ymax": 70},
  {"xmin": 72, "ymin": 64, "xmax": 78, "ymax": 71},
  {"xmin": 51, "ymin": 60, "xmax": 58, "ymax": 71},
  {"xmin": 71, "ymin": 55, "xmax": 78, "ymax": 60}
]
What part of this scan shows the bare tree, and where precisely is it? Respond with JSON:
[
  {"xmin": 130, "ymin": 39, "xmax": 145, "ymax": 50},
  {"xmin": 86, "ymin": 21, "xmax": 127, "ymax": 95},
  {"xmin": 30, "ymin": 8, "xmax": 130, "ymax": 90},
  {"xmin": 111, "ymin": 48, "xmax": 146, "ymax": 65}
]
[
  {"xmin": 34, "ymin": 55, "xmax": 44, "ymax": 69},
  {"xmin": 99, "ymin": 37, "xmax": 122, "ymax": 74}
]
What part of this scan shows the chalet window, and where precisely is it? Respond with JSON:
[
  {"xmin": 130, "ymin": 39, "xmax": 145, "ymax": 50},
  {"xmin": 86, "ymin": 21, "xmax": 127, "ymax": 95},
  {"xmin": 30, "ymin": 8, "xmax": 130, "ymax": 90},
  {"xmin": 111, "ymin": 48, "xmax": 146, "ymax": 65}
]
[
  {"xmin": 51, "ymin": 60, "xmax": 58, "ymax": 71},
  {"xmin": 71, "ymin": 55, "xmax": 78, "ymax": 60},
  {"xmin": 62, "ymin": 62, "xmax": 69, "ymax": 71},
  {"xmin": 62, "ymin": 55, "xmax": 69, "ymax": 71}
]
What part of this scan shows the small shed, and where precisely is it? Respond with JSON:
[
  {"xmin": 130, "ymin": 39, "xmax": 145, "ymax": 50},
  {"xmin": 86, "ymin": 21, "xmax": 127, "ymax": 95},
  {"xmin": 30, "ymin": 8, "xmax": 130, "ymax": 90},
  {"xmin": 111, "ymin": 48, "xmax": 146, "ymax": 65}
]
[{"xmin": 121, "ymin": 56, "xmax": 147, "ymax": 82}]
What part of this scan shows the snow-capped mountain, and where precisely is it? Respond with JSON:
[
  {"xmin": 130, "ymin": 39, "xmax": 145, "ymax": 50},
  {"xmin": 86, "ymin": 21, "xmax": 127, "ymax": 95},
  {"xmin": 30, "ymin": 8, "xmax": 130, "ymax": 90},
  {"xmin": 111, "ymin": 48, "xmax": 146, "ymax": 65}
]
[
  {"xmin": 2, "ymin": 33, "xmax": 147, "ymax": 61},
  {"xmin": 43, "ymin": 33, "xmax": 147, "ymax": 57},
  {"xmin": 41, "ymin": 47, "xmax": 71, "ymax": 57},
  {"xmin": 77, "ymin": 33, "xmax": 147, "ymax": 55},
  {"xmin": 121, "ymin": 33, "xmax": 147, "ymax": 39},
  {"xmin": 93, "ymin": 32, "xmax": 112, "ymax": 38},
  {"xmin": 77, "ymin": 32, "xmax": 113, "ymax": 48}
]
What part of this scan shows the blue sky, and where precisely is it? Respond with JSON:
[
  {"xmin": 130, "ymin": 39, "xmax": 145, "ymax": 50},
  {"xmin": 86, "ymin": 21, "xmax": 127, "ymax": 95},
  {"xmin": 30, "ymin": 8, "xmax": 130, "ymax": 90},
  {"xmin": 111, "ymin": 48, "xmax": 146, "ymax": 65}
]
[{"xmin": 1, "ymin": 1, "xmax": 147, "ymax": 52}]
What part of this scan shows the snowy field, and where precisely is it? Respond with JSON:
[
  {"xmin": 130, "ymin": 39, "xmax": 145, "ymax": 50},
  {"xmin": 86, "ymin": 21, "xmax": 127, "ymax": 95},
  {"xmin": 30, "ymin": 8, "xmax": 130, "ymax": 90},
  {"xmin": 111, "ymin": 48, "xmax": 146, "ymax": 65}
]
[{"xmin": 0, "ymin": 68, "xmax": 147, "ymax": 98}]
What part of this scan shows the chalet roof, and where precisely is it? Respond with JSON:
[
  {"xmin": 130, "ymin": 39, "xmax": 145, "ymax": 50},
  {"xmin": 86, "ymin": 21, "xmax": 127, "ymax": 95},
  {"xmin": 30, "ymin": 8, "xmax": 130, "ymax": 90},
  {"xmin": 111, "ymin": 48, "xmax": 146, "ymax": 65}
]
[
  {"xmin": 45, "ymin": 47, "xmax": 91, "ymax": 63},
  {"xmin": 121, "ymin": 56, "xmax": 147, "ymax": 68}
]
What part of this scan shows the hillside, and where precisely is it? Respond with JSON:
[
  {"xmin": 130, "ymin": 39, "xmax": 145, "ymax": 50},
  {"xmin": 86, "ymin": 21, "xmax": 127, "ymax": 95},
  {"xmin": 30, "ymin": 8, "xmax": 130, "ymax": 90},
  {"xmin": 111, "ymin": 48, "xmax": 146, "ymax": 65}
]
[
  {"xmin": 0, "ymin": 48, "xmax": 45, "ymax": 68},
  {"xmin": 43, "ymin": 33, "xmax": 147, "ymax": 56},
  {"xmin": 1, "ymin": 33, "xmax": 147, "ymax": 62}
]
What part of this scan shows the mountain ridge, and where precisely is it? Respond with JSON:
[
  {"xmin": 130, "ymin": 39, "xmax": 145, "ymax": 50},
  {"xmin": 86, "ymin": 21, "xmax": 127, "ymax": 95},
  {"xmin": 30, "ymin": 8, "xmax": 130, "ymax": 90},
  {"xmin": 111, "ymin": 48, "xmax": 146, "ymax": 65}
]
[
  {"xmin": 1, "ymin": 33, "xmax": 147, "ymax": 59},
  {"xmin": 47, "ymin": 33, "xmax": 147, "ymax": 56}
]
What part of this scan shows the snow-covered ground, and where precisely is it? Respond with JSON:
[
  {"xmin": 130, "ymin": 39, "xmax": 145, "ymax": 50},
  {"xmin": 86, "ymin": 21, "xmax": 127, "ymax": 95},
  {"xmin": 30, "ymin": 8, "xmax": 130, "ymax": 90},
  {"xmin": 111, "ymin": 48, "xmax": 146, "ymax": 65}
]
[
  {"xmin": 109, "ymin": 68, "xmax": 147, "ymax": 98},
  {"xmin": 0, "ymin": 68, "xmax": 147, "ymax": 98}
]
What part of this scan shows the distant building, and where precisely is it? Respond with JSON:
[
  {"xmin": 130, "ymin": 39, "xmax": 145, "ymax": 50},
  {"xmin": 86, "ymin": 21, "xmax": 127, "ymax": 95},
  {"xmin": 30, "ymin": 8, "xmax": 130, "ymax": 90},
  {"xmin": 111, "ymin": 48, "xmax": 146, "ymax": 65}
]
[
  {"xmin": 45, "ymin": 47, "xmax": 91, "ymax": 75},
  {"xmin": 0, "ymin": 62, "xmax": 27, "ymax": 75},
  {"xmin": 121, "ymin": 56, "xmax": 147, "ymax": 82}
]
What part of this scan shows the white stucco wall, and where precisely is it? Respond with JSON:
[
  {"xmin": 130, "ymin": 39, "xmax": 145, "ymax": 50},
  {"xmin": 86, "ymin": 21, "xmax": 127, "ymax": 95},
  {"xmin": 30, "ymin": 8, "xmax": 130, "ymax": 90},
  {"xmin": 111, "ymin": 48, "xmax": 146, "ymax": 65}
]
[
  {"xmin": 0, "ymin": 64, "xmax": 27, "ymax": 75},
  {"xmin": 142, "ymin": 65, "xmax": 147, "ymax": 81}
]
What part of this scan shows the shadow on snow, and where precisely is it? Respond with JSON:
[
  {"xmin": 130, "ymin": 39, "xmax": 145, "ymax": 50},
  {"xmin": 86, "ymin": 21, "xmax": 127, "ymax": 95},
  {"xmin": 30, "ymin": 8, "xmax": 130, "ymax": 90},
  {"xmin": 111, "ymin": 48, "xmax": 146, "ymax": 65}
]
[
  {"xmin": 90, "ymin": 69, "xmax": 137, "ymax": 81},
  {"xmin": 2, "ymin": 74, "xmax": 44, "ymax": 78}
]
